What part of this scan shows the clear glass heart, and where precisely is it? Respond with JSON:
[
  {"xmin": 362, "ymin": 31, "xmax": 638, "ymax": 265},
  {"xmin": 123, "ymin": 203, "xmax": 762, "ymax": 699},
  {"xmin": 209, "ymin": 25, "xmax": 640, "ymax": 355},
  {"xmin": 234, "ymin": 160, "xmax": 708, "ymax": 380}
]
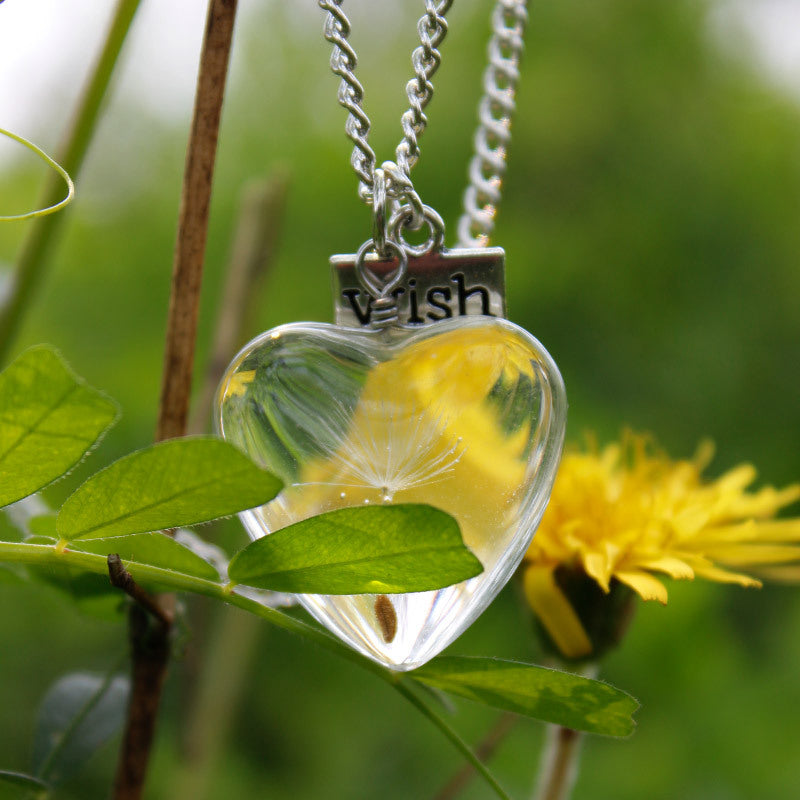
[{"xmin": 216, "ymin": 316, "xmax": 566, "ymax": 670}]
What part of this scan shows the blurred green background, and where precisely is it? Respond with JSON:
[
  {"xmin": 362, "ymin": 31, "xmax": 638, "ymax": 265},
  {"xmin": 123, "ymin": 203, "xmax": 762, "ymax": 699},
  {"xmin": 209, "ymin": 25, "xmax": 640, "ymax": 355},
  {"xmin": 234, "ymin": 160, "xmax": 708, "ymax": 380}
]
[{"xmin": 1, "ymin": 0, "xmax": 799, "ymax": 797}]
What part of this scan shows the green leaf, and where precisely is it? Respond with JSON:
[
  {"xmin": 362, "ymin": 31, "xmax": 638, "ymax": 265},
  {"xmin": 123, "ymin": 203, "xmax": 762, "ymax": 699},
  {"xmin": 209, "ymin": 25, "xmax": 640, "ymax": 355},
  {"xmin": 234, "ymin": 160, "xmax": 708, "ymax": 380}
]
[
  {"xmin": 32, "ymin": 672, "xmax": 129, "ymax": 785},
  {"xmin": 0, "ymin": 346, "xmax": 118, "ymax": 508},
  {"xmin": 56, "ymin": 436, "xmax": 283, "ymax": 541},
  {"xmin": 227, "ymin": 503, "xmax": 482, "ymax": 594},
  {"xmin": 70, "ymin": 532, "xmax": 220, "ymax": 581},
  {"xmin": 0, "ymin": 771, "xmax": 48, "ymax": 799},
  {"xmin": 412, "ymin": 657, "xmax": 638, "ymax": 737}
]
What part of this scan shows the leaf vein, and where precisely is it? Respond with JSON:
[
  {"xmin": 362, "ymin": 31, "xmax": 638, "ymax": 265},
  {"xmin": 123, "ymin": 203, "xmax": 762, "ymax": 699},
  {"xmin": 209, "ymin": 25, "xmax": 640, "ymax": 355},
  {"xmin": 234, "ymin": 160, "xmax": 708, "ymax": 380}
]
[{"xmin": 0, "ymin": 382, "xmax": 80, "ymax": 468}]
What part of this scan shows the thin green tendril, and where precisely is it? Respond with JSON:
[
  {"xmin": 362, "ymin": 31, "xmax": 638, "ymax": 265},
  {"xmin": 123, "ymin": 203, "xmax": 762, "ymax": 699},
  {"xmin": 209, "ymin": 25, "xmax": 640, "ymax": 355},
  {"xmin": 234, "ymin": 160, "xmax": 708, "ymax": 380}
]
[{"xmin": 0, "ymin": 127, "xmax": 75, "ymax": 221}]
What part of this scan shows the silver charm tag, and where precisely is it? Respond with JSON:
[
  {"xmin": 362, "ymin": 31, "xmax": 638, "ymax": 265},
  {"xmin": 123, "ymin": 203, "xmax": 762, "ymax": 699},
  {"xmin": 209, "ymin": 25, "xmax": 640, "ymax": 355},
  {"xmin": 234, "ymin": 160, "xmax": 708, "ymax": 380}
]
[{"xmin": 331, "ymin": 246, "xmax": 506, "ymax": 328}]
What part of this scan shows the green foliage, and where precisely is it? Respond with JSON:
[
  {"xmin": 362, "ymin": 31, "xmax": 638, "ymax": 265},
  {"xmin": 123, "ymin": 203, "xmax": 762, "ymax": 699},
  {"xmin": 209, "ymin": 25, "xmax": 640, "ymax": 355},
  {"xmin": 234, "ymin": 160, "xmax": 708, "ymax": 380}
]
[
  {"xmin": 414, "ymin": 657, "xmax": 637, "ymax": 737},
  {"xmin": 6, "ymin": 0, "xmax": 799, "ymax": 795},
  {"xmin": 55, "ymin": 437, "xmax": 283, "ymax": 541},
  {"xmin": 0, "ymin": 346, "xmax": 117, "ymax": 508},
  {"xmin": 32, "ymin": 672, "xmax": 129, "ymax": 786},
  {"xmin": 228, "ymin": 504, "xmax": 482, "ymax": 594}
]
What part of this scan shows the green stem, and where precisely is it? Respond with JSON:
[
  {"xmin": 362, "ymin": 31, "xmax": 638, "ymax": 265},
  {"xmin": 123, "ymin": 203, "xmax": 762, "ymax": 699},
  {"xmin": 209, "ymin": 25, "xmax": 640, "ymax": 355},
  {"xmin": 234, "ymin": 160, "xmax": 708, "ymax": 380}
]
[
  {"xmin": 0, "ymin": 539, "xmax": 511, "ymax": 799},
  {"xmin": 0, "ymin": 0, "xmax": 142, "ymax": 361},
  {"xmin": 392, "ymin": 681, "xmax": 512, "ymax": 800},
  {"xmin": 0, "ymin": 539, "xmax": 380, "ymax": 677},
  {"xmin": 0, "ymin": 129, "xmax": 74, "ymax": 221},
  {"xmin": 434, "ymin": 712, "xmax": 518, "ymax": 800}
]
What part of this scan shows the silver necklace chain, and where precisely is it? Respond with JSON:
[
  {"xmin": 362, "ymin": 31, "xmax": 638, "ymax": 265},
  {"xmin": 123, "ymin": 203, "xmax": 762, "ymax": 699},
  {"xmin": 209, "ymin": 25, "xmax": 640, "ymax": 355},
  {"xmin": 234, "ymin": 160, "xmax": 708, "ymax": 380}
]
[
  {"xmin": 320, "ymin": 0, "xmax": 527, "ymax": 252},
  {"xmin": 319, "ymin": 0, "xmax": 453, "ymax": 222},
  {"xmin": 457, "ymin": 0, "xmax": 528, "ymax": 248}
]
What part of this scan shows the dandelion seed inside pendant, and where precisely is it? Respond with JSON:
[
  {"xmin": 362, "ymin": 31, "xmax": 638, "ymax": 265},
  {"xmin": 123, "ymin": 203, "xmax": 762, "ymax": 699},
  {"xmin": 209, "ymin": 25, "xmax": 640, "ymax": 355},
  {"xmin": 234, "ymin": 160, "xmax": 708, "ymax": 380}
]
[{"xmin": 215, "ymin": 0, "xmax": 567, "ymax": 670}]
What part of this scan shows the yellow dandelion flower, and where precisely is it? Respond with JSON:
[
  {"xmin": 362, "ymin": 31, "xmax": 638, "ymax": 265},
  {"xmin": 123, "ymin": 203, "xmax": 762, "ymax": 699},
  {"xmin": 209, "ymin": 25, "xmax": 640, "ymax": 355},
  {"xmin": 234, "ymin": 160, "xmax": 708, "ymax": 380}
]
[{"xmin": 522, "ymin": 432, "xmax": 800, "ymax": 660}]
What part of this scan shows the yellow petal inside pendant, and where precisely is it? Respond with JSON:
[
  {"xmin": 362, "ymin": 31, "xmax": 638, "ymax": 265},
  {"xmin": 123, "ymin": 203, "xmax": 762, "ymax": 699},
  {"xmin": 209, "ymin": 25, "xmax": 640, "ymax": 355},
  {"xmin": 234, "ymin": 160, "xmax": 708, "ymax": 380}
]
[{"xmin": 274, "ymin": 325, "xmax": 536, "ymax": 560}]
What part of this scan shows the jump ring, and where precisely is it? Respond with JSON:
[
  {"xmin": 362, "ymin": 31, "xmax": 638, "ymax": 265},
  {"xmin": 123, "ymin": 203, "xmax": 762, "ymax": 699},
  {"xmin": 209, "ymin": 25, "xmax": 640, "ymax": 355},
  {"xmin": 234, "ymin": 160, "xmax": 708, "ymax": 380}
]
[{"xmin": 387, "ymin": 204, "xmax": 445, "ymax": 257}]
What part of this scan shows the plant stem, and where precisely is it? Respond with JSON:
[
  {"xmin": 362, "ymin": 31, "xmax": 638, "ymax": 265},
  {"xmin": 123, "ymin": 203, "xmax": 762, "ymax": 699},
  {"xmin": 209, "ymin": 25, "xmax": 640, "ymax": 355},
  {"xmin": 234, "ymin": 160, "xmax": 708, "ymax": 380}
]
[
  {"xmin": 0, "ymin": 539, "xmax": 380, "ymax": 673},
  {"xmin": 156, "ymin": 0, "xmax": 239, "ymax": 443},
  {"xmin": 393, "ymin": 682, "xmax": 512, "ymax": 800},
  {"xmin": 187, "ymin": 171, "xmax": 290, "ymax": 434},
  {"xmin": 169, "ymin": 608, "xmax": 262, "ymax": 800},
  {"xmin": 532, "ymin": 665, "xmax": 597, "ymax": 800},
  {"xmin": 115, "ymin": 1, "xmax": 239, "ymax": 796},
  {"xmin": 0, "ymin": 0, "xmax": 142, "ymax": 362},
  {"xmin": 173, "ymin": 172, "xmax": 289, "ymax": 799},
  {"xmin": 532, "ymin": 725, "xmax": 583, "ymax": 800},
  {"xmin": 108, "ymin": 553, "xmax": 174, "ymax": 626}
]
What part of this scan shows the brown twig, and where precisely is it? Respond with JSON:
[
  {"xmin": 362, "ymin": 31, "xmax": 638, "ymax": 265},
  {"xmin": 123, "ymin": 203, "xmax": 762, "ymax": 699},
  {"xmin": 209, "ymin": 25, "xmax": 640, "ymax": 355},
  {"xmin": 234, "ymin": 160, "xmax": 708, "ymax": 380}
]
[
  {"xmin": 156, "ymin": 0, "xmax": 239, "ymax": 443},
  {"xmin": 108, "ymin": 556, "xmax": 174, "ymax": 799},
  {"xmin": 107, "ymin": 554, "xmax": 173, "ymax": 627},
  {"xmin": 433, "ymin": 712, "xmax": 518, "ymax": 800},
  {"xmin": 112, "ymin": 1, "xmax": 239, "ymax": 798}
]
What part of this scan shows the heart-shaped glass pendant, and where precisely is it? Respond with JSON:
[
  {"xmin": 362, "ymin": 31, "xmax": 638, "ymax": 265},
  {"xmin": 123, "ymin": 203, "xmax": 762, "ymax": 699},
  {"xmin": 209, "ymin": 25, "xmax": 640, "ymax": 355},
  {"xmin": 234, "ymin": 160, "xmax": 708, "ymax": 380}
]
[{"xmin": 216, "ymin": 315, "xmax": 566, "ymax": 669}]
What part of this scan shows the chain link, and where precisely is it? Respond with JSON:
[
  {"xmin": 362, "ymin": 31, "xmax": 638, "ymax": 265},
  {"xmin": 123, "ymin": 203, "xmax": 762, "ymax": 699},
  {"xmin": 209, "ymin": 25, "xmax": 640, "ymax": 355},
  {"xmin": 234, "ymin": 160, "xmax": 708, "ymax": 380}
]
[
  {"xmin": 319, "ymin": 0, "xmax": 452, "ymax": 211},
  {"xmin": 457, "ymin": 0, "xmax": 528, "ymax": 248},
  {"xmin": 395, "ymin": 1, "xmax": 453, "ymax": 179},
  {"xmin": 320, "ymin": 0, "xmax": 529, "ymax": 253}
]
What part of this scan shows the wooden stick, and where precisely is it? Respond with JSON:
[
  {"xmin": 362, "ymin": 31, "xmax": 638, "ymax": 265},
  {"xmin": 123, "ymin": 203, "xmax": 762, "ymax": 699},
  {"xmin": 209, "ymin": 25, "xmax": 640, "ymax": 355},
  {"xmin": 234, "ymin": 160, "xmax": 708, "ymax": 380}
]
[{"xmin": 156, "ymin": 0, "xmax": 239, "ymax": 443}]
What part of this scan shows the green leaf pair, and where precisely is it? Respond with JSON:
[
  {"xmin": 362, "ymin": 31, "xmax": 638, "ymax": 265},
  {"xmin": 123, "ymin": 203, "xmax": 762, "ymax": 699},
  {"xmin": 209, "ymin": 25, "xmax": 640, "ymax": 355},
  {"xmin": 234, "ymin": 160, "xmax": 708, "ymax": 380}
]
[{"xmin": 0, "ymin": 346, "xmax": 482, "ymax": 596}]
